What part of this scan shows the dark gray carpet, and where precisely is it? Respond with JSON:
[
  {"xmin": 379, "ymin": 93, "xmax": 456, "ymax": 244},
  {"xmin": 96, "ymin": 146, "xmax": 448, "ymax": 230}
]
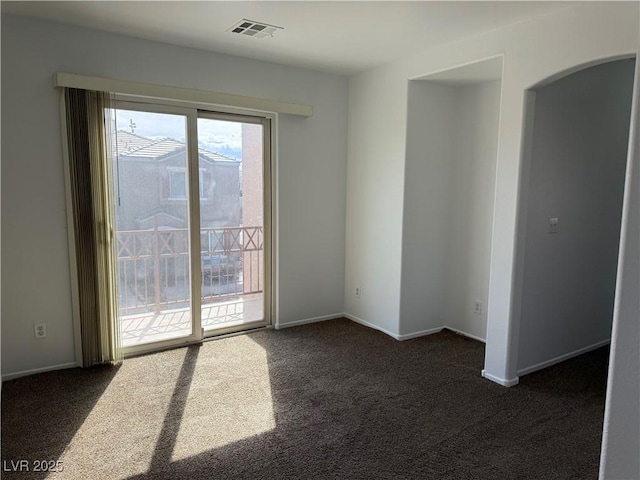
[{"xmin": 1, "ymin": 318, "xmax": 608, "ymax": 479}]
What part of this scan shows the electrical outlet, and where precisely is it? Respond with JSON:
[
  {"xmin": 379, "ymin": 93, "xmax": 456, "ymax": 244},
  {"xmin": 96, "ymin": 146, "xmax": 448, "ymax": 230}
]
[
  {"xmin": 355, "ymin": 286, "xmax": 361, "ymax": 298},
  {"xmin": 34, "ymin": 323, "xmax": 47, "ymax": 339},
  {"xmin": 473, "ymin": 301, "xmax": 482, "ymax": 315},
  {"xmin": 548, "ymin": 217, "xmax": 560, "ymax": 234}
]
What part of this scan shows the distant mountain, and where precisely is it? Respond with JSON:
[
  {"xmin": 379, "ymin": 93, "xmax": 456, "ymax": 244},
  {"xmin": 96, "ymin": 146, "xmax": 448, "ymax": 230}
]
[{"xmin": 198, "ymin": 139, "xmax": 241, "ymax": 161}]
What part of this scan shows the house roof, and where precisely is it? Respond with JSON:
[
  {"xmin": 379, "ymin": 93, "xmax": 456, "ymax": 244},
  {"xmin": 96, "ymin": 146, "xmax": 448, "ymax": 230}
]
[
  {"xmin": 198, "ymin": 148, "xmax": 238, "ymax": 164},
  {"xmin": 115, "ymin": 131, "xmax": 155, "ymax": 154},
  {"xmin": 115, "ymin": 130, "xmax": 238, "ymax": 164},
  {"xmin": 126, "ymin": 138, "xmax": 186, "ymax": 159}
]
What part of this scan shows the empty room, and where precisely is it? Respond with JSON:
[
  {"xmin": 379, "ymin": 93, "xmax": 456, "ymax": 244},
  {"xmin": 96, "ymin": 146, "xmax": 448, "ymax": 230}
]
[{"xmin": 1, "ymin": 2, "xmax": 639, "ymax": 479}]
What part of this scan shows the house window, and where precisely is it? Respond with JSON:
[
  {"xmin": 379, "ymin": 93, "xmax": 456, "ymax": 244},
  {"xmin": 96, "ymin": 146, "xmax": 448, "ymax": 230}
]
[
  {"xmin": 169, "ymin": 170, "xmax": 187, "ymax": 199},
  {"xmin": 168, "ymin": 168, "xmax": 206, "ymax": 200}
]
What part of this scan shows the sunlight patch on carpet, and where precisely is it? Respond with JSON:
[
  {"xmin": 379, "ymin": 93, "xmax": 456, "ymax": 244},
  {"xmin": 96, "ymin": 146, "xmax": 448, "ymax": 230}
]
[{"xmin": 170, "ymin": 335, "xmax": 276, "ymax": 461}]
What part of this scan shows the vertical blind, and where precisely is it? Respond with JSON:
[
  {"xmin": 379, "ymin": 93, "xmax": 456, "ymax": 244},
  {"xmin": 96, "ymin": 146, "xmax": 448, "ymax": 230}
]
[{"xmin": 65, "ymin": 88, "xmax": 122, "ymax": 366}]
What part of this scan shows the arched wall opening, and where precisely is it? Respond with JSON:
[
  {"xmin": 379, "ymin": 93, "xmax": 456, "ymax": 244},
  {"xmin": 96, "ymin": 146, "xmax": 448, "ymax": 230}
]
[{"xmin": 512, "ymin": 57, "xmax": 636, "ymax": 377}]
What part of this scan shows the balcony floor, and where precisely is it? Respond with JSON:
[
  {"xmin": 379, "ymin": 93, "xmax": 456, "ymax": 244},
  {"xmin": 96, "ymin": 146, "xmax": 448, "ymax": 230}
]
[{"xmin": 120, "ymin": 296, "xmax": 264, "ymax": 347}]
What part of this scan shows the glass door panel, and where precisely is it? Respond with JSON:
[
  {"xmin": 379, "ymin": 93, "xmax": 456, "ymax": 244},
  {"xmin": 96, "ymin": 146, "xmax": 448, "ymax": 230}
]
[
  {"xmin": 112, "ymin": 108, "xmax": 193, "ymax": 348},
  {"xmin": 197, "ymin": 116, "xmax": 266, "ymax": 332}
]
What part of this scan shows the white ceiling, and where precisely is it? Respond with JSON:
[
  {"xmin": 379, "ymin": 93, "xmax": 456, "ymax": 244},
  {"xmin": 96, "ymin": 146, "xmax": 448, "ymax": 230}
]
[{"xmin": 2, "ymin": 1, "xmax": 575, "ymax": 75}]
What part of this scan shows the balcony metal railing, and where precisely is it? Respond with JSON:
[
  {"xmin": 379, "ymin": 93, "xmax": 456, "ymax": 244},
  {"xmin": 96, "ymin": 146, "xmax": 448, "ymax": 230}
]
[{"xmin": 116, "ymin": 226, "xmax": 263, "ymax": 315}]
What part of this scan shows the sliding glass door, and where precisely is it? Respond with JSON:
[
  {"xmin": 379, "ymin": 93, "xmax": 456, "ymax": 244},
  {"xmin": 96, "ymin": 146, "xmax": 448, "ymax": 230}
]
[
  {"xmin": 113, "ymin": 106, "xmax": 194, "ymax": 349},
  {"xmin": 111, "ymin": 102, "xmax": 271, "ymax": 354},
  {"xmin": 197, "ymin": 114, "xmax": 269, "ymax": 334}
]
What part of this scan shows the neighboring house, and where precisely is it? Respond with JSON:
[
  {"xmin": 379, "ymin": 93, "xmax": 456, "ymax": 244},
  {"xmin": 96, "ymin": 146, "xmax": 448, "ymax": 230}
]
[{"xmin": 113, "ymin": 131, "xmax": 241, "ymax": 231}]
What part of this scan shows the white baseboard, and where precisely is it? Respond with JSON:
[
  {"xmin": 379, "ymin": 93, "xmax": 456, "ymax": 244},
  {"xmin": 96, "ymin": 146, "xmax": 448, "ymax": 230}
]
[
  {"xmin": 344, "ymin": 313, "xmax": 445, "ymax": 341},
  {"xmin": 343, "ymin": 313, "xmax": 404, "ymax": 339},
  {"xmin": 2, "ymin": 362, "xmax": 78, "ymax": 382},
  {"xmin": 517, "ymin": 339, "xmax": 611, "ymax": 377},
  {"xmin": 396, "ymin": 327, "xmax": 444, "ymax": 341},
  {"xmin": 482, "ymin": 369, "xmax": 520, "ymax": 387},
  {"xmin": 275, "ymin": 313, "xmax": 344, "ymax": 330},
  {"xmin": 444, "ymin": 327, "xmax": 486, "ymax": 343}
]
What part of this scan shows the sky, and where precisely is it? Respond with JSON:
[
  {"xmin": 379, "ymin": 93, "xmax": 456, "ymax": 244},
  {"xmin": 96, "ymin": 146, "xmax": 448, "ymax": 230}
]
[{"xmin": 115, "ymin": 109, "xmax": 242, "ymax": 159}]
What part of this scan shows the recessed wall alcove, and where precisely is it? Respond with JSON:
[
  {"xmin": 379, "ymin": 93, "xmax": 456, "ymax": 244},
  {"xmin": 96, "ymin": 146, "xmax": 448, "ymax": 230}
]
[{"xmin": 400, "ymin": 56, "xmax": 503, "ymax": 340}]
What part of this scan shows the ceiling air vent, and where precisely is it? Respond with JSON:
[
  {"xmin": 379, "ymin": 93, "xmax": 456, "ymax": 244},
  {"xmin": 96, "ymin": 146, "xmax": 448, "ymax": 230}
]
[{"xmin": 228, "ymin": 19, "xmax": 283, "ymax": 39}]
